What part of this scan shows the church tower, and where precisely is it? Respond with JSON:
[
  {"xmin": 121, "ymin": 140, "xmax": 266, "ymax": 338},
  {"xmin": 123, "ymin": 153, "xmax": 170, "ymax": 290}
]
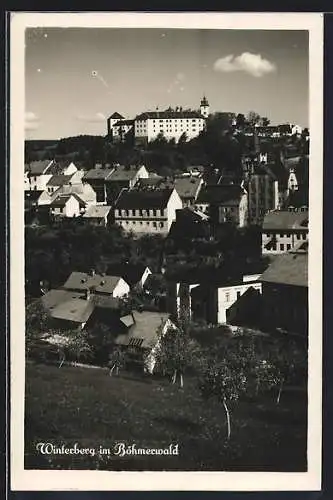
[{"xmin": 200, "ymin": 96, "xmax": 209, "ymax": 118}]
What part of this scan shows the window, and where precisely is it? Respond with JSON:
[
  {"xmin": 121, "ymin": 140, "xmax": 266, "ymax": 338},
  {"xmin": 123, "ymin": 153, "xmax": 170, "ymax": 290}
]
[
  {"xmin": 153, "ymin": 222, "xmax": 157, "ymax": 228},
  {"xmin": 146, "ymin": 221, "xmax": 150, "ymax": 226},
  {"xmin": 280, "ymin": 243, "xmax": 284, "ymax": 251},
  {"xmin": 297, "ymin": 234, "xmax": 301, "ymax": 240},
  {"xmin": 286, "ymin": 244, "xmax": 291, "ymax": 250},
  {"xmin": 125, "ymin": 209, "xmax": 129, "ymax": 216},
  {"xmin": 279, "ymin": 232, "xmax": 284, "ymax": 238},
  {"xmin": 133, "ymin": 221, "xmax": 136, "ymax": 225},
  {"xmin": 160, "ymin": 222, "xmax": 164, "ymax": 228},
  {"xmin": 225, "ymin": 292, "xmax": 230, "ymax": 303}
]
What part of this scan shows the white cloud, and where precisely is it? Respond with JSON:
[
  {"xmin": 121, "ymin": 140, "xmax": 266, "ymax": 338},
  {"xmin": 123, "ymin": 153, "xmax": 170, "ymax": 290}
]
[
  {"xmin": 76, "ymin": 112, "xmax": 106, "ymax": 123},
  {"xmin": 25, "ymin": 111, "xmax": 40, "ymax": 131},
  {"xmin": 213, "ymin": 52, "xmax": 276, "ymax": 77}
]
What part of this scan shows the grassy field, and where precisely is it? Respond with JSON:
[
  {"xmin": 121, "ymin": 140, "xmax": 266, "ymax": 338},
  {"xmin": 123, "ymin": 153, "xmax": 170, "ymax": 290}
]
[{"xmin": 25, "ymin": 361, "xmax": 307, "ymax": 471}]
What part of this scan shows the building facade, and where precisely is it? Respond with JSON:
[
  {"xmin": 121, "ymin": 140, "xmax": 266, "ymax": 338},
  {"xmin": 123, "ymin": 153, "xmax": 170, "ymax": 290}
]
[
  {"xmin": 114, "ymin": 187, "xmax": 183, "ymax": 236},
  {"xmin": 195, "ymin": 184, "xmax": 248, "ymax": 228},
  {"xmin": 50, "ymin": 194, "xmax": 83, "ymax": 218},
  {"xmin": 247, "ymin": 168, "xmax": 279, "ymax": 225},
  {"xmin": 262, "ymin": 209, "xmax": 309, "ymax": 254}
]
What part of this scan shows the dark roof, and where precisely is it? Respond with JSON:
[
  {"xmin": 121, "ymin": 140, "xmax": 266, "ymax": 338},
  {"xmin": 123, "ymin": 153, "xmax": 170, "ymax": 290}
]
[
  {"xmin": 173, "ymin": 177, "xmax": 203, "ymax": 200},
  {"xmin": 106, "ymin": 263, "xmax": 151, "ymax": 287},
  {"xmin": 24, "ymin": 160, "xmax": 54, "ymax": 175},
  {"xmin": 260, "ymin": 251, "xmax": 308, "ymax": 287},
  {"xmin": 115, "ymin": 311, "xmax": 171, "ymax": 349},
  {"xmin": 262, "ymin": 210, "xmax": 308, "ymax": 230},
  {"xmin": 196, "ymin": 184, "xmax": 245, "ymax": 206},
  {"xmin": 137, "ymin": 176, "xmax": 165, "ymax": 188},
  {"xmin": 50, "ymin": 298, "xmax": 95, "ymax": 324},
  {"xmin": 46, "ymin": 175, "xmax": 72, "ymax": 187},
  {"xmin": 41, "ymin": 289, "xmax": 95, "ymax": 323},
  {"xmin": 47, "ymin": 161, "xmax": 76, "ymax": 175},
  {"xmin": 50, "ymin": 194, "xmax": 84, "ymax": 208},
  {"xmin": 83, "ymin": 168, "xmax": 114, "ymax": 181},
  {"xmin": 25, "ymin": 190, "xmax": 45, "ymax": 202},
  {"xmin": 62, "ymin": 271, "xmax": 127, "ymax": 294},
  {"xmin": 114, "ymin": 119, "xmax": 134, "ymax": 126},
  {"xmin": 115, "ymin": 188, "xmax": 175, "ymax": 210},
  {"xmin": 109, "ymin": 112, "xmax": 124, "ymax": 119},
  {"xmin": 135, "ymin": 110, "xmax": 204, "ymax": 121},
  {"xmin": 108, "ymin": 165, "xmax": 146, "ymax": 182}
]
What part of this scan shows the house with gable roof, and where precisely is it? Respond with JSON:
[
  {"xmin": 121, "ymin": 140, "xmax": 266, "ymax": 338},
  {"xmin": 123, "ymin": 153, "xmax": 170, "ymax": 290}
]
[
  {"xmin": 195, "ymin": 184, "xmax": 248, "ymax": 227},
  {"xmin": 114, "ymin": 187, "xmax": 182, "ymax": 235},
  {"xmin": 24, "ymin": 159, "xmax": 56, "ymax": 191},
  {"xmin": 261, "ymin": 209, "xmax": 308, "ymax": 254},
  {"xmin": 115, "ymin": 310, "xmax": 176, "ymax": 373},
  {"xmin": 50, "ymin": 193, "xmax": 84, "ymax": 218}
]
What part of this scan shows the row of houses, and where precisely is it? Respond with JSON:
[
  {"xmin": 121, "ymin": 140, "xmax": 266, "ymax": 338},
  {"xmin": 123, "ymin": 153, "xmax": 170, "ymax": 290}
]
[
  {"xmin": 40, "ymin": 265, "xmax": 172, "ymax": 373},
  {"xmin": 25, "ymin": 159, "xmax": 309, "ymax": 242}
]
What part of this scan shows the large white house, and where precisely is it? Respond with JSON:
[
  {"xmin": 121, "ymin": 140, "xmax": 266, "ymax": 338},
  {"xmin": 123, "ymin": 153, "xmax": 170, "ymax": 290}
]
[
  {"xmin": 108, "ymin": 97, "xmax": 209, "ymax": 145},
  {"xmin": 114, "ymin": 187, "xmax": 183, "ymax": 235}
]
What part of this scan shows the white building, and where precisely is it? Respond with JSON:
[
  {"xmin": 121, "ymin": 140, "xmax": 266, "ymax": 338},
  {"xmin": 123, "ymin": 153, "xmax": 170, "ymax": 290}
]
[
  {"xmin": 24, "ymin": 160, "xmax": 56, "ymax": 191},
  {"xmin": 114, "ymin": 187, "xmax": 183, "ymax": 236},
  {"xmin": 171, "ymin": 274, "xmax": 262, "ymax": 325},
  {"xmin": 214, "ymin": 275, "xmax": 262, "ymax": 324},
  {"xmin": 50, "ymin": 194, "xmax": 83, "ymax": 218},
  {"xmin": 63, "ymin": 270, "xmax": 130, "ymax": 298},
  {"xmin": 133, "ymin": 97, "xmax": 209, "ymax": 144}
]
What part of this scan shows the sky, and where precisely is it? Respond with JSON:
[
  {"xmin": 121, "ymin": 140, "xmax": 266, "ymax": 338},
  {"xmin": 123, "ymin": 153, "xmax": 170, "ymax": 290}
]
[{"xmin": 25, "ymin": 28, "xmax": 309, "ymax": 140}]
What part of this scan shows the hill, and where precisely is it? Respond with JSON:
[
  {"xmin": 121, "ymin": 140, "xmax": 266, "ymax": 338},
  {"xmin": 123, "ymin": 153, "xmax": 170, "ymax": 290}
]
[{"xmin": 25, "ymin": 362, "xmax": 307, "ymax": 471}]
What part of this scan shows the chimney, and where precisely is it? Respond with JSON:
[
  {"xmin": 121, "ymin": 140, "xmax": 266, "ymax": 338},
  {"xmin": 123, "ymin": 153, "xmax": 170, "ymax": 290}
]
[
  {"xmin": 90, "ymin": 269, "xmax": 95, "ymax": 277},
  {"xmin": 84, "ymin": 288, "xmax": 91, "ymax": 300}
]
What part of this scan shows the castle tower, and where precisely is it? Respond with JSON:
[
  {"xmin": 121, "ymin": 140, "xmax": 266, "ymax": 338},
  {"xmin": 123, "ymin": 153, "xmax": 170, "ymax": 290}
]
[{"xmin": 200, "ymin": 96, "xmax": 210, "ymax": 118}]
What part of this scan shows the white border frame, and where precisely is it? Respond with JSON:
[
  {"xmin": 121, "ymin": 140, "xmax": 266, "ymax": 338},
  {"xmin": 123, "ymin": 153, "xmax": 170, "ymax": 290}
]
[{"xmin": 10, "ymin": 12, "xmax": 323, "ymax": 491}]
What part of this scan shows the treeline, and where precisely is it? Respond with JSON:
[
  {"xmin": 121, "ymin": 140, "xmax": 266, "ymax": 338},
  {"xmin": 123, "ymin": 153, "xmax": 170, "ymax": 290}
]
[
  {"xmin": 24, "ymin": 112, "xmax": 260, "ymax": 174},
  {"xmin": 25, "ymin": 222, "xmax": 165, "ymax": 296}
]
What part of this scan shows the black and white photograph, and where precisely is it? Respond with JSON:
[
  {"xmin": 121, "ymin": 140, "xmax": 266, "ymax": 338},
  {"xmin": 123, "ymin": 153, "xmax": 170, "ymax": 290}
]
[{"xmin": 10, "ymin": 12, "xmax": 323, "ymax": 491}]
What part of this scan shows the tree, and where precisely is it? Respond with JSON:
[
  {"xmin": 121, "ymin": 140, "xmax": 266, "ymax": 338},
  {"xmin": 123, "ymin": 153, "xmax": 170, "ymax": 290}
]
[
  {"xmin": 235, "ymin": 113, "xmax": 246, "ymax": 129},
  {"xmin": 25, "ymin": 299, "xmax": 50, "ymax": 357},
  {"xmin": 246, "ymin": 111, "xmax": 261, "ymax": 127},
  {"xmin": 199, "ymin": 355, "xmax": 248, "ymax": 440},
  {"xmin": 59, "ymin": 329, "xmax": 93, "ymax": 367},
  {"xmin": 266, "ymin": 339, "xmax": 307, "ymax": 405},
  {"xmin": 260, "ymin": 117, "xmax": 270, "ymax": 127},
  {"xmin": 155, "ymin": 323, "xmax": 201, "ymax": 388},
  {"xmin": 108, "ymin": 346, "xmax": 126, "ymax": 376}
]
